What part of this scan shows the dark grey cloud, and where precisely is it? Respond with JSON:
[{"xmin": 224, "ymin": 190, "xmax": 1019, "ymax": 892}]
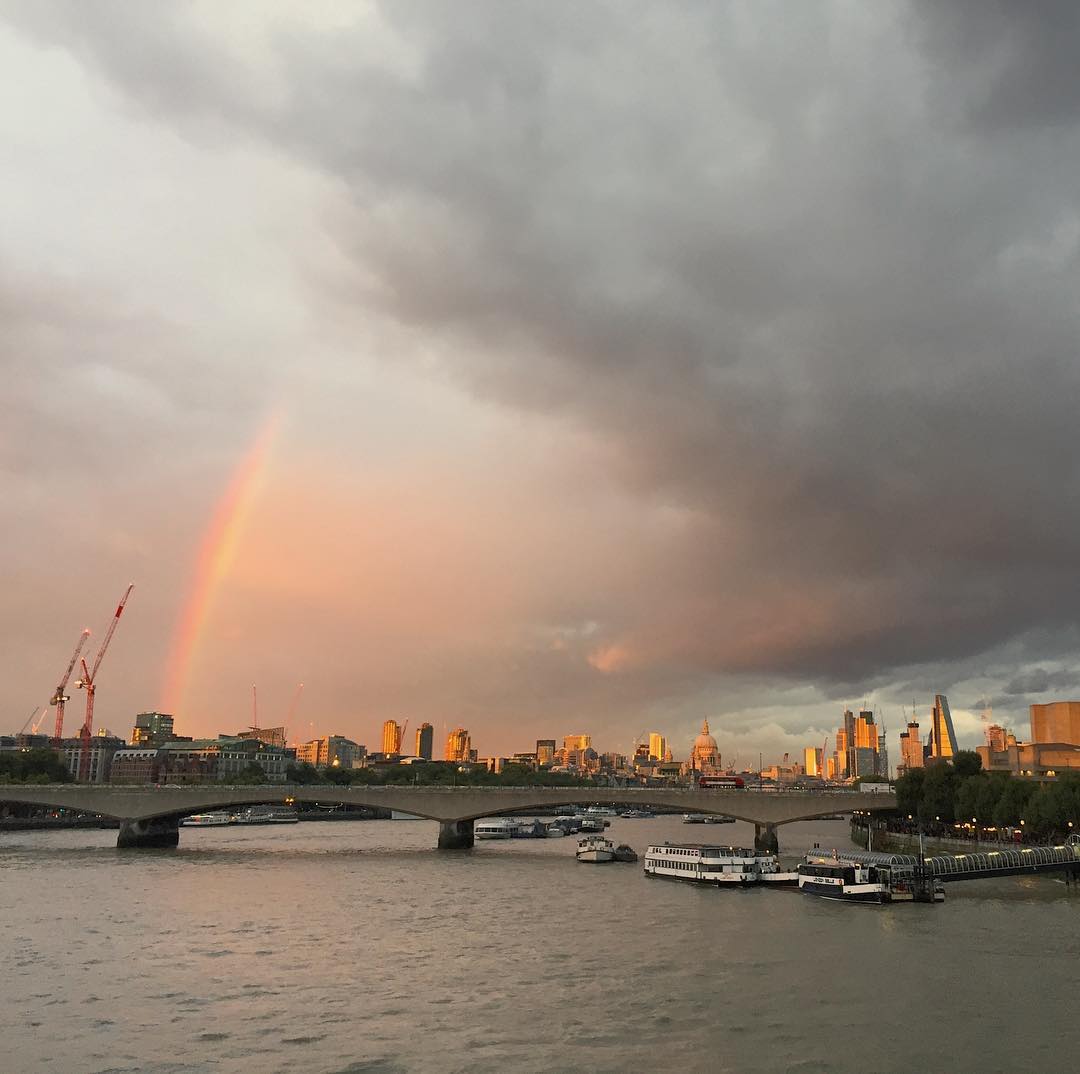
[{"xmin": 4, "ymin": 1, "xmax": 1080, "ymax": 741}]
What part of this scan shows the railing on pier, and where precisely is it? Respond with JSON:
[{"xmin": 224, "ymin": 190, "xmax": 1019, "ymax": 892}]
[{"xmin": 832, "ymin": 843, "xmax": 1080, "ymax": 882}]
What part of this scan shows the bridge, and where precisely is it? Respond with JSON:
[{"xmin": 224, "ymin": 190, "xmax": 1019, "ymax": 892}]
[{"xmin": 0, "ymin": 784, "xmax": 896, "ymax": 851}]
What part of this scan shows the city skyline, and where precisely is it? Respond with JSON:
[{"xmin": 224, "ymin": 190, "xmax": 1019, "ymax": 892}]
[{"xmin": 4, "ymin": 4, "xmax": 1080, "ymax": 761}]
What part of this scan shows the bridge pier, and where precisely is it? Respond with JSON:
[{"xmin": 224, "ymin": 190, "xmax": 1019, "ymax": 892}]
[
  {"xmin": 117, "ymin": 817, "xmax": 180, "ymax": 850},
  {"xmin": 754, "ymin": 823, "xmax": 779, "ymax": 855},
  {"xmin": 438, "ymin": 819, "xmax": 474, "ymax": 850}
]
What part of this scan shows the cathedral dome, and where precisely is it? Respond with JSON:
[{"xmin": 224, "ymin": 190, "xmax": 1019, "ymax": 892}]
[{"xmin": 693, "ymin": 719, "xmax": 718, "ymax": 755}]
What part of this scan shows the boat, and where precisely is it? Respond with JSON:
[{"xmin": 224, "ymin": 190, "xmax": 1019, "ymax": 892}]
[
  {"xmin": 613, "ymin": 844, "xmax": 639, "ymax": 862},
  {"xmin": 475, "ymin": 818, "xmax": 517, "ymax": 840},
  {"xmin": 236, "ymin": 805, "xmax": 299, "ymax": 825},
  {"xmin": 799, "ymin": 855, "xmax": 945, "ymax": 903},
  {"xmin": 683, "ymin": 814, "xmax": 707, "ymax": 824},
  {"xmin": 798, "ymin": 858, "xmax": 890, "ymax": 902},
  {"xmin": 702, "ymin": 815, "xmax": 735, "ymax": 824},
  {"xmin": 576, "ymin": 835, "xmax": 616, "ymax": 863},
  {"xmin": 755, "ymin": 852, "xmax": 800, "ymax": 886},
  {"xmin": 620, "ymin": 809, "xmax": 654, "ymax": 818},
  {"xmin": 181, "ymin": 812, "xmax": 232, "ymax": 827},
  {"xmin": 584, "ymin": 806, "xmax": 618, "ymax": 816},
  {"xmin": 643, "ymin": 842, "xmax": 758, "ymax": 885},
  {"xmin": 579, "ymin": 816, "xmax": 608, "ymax": 833},
  {"xmin": 545, "ymin": 825, "xmax": 567, "ymax": 838}
]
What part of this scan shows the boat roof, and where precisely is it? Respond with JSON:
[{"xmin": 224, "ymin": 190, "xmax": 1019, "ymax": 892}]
[{"xmin": 649, "ymin": 842, "xmax": 754, "ymax": 854}]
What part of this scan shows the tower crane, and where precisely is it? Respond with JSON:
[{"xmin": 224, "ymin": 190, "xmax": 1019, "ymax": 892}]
[
  {"xmin": 76, "ymin": 584, "xmax": 134, "ymax": 779},
  {"xmin": 50, "ymin": 629, "xmax": 91, "ymax": 746}
]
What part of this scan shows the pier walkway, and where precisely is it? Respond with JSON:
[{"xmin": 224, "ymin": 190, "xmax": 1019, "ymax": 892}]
[{"xmin": 836, "ymin": 843, "xmax": 1080, "ymax": 882}]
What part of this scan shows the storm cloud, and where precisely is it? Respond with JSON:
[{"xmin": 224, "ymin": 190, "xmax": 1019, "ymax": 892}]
[{"xmin": 2, "ymin": 2, "xmax": 1079, "ymax": 754}]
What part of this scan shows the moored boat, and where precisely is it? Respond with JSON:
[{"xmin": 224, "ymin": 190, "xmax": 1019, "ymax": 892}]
[
  {"xmin": 576, "ymin": 835, "xmax": 616, "ymax": 863},
  {"xmin": 236, "ymin": 805, "xmax": 299, "ymax": 825},
  {"xmin": 181, "ymin": 812, "xmax": 232, "ymax": 827},
  {"xmin": 798, "ymin": 859, "xmax": 889, "ymax": 902},
  {"xmin": 644, "ymin": 842, "xmax": 757, "ymax": 885},
  {"xmin": 613, "ymin": 844, "xmax": 639, "ymax": 862},
  {"xmin": 755, "ymin": 852, "xmax": 800, "ymax": 886},
  {"xmin": 475, "ymin": 818, "xmax": 517, "ymax": 840}
]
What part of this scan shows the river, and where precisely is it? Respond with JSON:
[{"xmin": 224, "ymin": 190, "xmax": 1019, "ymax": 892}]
[{"xmin": 2, "ymin": 814, "xmax": 1078, "ymax": 1073}]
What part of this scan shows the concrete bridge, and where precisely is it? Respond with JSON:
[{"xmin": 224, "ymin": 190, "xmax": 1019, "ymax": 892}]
[{"xmin": 0, "ymin": 784, "xmax": 896, "ymax": 851}]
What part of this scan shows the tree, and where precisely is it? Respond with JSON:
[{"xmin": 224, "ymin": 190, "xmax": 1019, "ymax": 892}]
[
  {"xmin": 921, "ymin": 762, "xmax": 958, "ymax": 823},
  {"xmin": 0, "ymin": 748, "xmax": 72, "ymax": 784},
  {"xmin": 895, "ymin": 768, "xmax": 925, "ymax": 818},
  {"xmin": 953, "ymin": 750, "xmax": 983, "ymax": 779}
]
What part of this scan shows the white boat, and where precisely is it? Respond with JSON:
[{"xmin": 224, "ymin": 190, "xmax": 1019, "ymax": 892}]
[
  {"xmin": 584, "ymin": 806, "xmax": 618, "ymax": 816},
  {"xmin": 181, "ymin": 812, "xmax": 232, "ymax": 827},
  {"xmin": 644, "ymin": 842, "xmax": 757, "ymax": 885},
  {"xmin": 579, "ymin": 816, "xmax": 607, "ymax": 832},
  {"xmin": 475, "ymin": 818, "xmax": 517, "ymax": 840},
  {"xmin": 576, "ymin": 835, "xmax": 616, "ymax": 863},
  {"xmin": 545, "ymin": 825, "xmax": 567, "ymax": 838}
]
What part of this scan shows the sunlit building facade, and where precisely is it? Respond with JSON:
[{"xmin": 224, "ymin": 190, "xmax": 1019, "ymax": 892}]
[
  {"xmin": 446, "ymin": 727, "xmax": 471, "ymax": 762},
  {"xmin": 1030, "ymin": 702, "xmax": 1080, "ymax": 746},
  {"xmin": 648, "ymin": 732, "xmax": 667, "ymax": 762},
  {"xmin": 898, "ymin": 720, "xmax": 923, "ymax": 773},
  {"xmin": 131, "ymin": 712, "xmax": 175, "ymax": 747},
  {"xmin": 926, "ymin": 695, "xmax": 958, "ymax": 761},
  {"xmin": 535, "ymin": 739, "xmax": 556, "ymax": 766},
  {"xmin": 415, "ymin": 723, "xmax": 433, "ymax": 760},
  {"xmin": 382, "ymin": 720, "xmax": 403, "ymax": 755}
]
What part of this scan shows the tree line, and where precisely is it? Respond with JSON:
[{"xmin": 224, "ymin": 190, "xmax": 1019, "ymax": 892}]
[
  {"xmin": 895, "ymin": 750, "xmax": 1080, "ymax": 841},
  {"xmin": 0, "ymin": 748, "xmax": 73, "ymax": 784}
]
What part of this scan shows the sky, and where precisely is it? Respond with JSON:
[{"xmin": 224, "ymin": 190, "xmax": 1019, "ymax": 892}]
[{"xmin": 3, "ymin": 1, "xmax": 1080, "ymax": 763}]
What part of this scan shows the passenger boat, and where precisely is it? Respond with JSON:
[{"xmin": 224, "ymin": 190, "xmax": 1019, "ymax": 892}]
[
  {"xmin": 620, "ymin": 809, "xmax": 654, "ymax": 818},
  {"xmin": 576, "ymin": 835, "xmax": 616, "ymax": 863},
  {"xmin": 181, "ymin": 812, "xmax": 232, "ymax": 827},
  {"xmin": 475, "ymin": 818, "xmax": 517, "ymax": 840},
  {"xmin": 545, "ymin": 824, "xmax": 567, "ymax": 838},
  {"xmin": 579, "ymin": 816, "xmax": 608, "ymax": 833},
  {"xmin": 643, "ymin": 842, "xmax": 757, "ymax": 885},
  {"xmin": 798, "ymin": 859, "xmax": 890, "ymax": 902}
]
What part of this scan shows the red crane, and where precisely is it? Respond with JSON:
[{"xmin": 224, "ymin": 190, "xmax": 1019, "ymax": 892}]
[
  {"xmin": 50, "ymin": 628, "xmax": 92, "ymax": 746},
  {"xmin": 76, "ymin": 584, "xmax": 134, "ymax": 780}
]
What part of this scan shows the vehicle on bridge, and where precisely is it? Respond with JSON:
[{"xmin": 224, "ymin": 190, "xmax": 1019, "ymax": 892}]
[{"xmin": 698, "ymin": 776, "xmax": 745, "ymax": 789}]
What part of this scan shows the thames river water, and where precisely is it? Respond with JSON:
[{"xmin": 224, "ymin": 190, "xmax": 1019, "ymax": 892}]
[{"xmin": 2, "ymin": 814, "xmax": 1078, "ymax": 1074}]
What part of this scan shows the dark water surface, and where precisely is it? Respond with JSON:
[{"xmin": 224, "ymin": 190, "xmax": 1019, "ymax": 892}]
[{"xmin": 2, "ymin": 815, "xmax": 1078, "ymax": 1073}]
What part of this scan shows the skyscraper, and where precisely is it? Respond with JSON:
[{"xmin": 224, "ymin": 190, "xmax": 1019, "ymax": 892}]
[
  {"xmin": 446, "ymin": 727, "xmax": 471, "ymax": 762},
  {"xmin": 803, "ymin": 746, "xmax": 822, "ymax": 777},
  {"xmin": 563, "ymin": 734, "xmax": 591, "ymax": 753},
  {"xmin": 535, "ymin": 739, "xmax": 556, "ymax": 766},
  {"xmin": 382, "ymin": 720, "xmax": 402, "ymax": 755},
  {"xmin": 927, "ymin": 695, "xmax": 958, "ymax": 761},
  {"xmin": 648, "ymin": 732, "xmax": 666, "ymax": 761},
  {"xmin": 415, "ymin": 722, "xmax": 433, "ymax": 760},
  {"xmin": 899, "ymin": 720, "xmax": 923, "ymax": 772}
]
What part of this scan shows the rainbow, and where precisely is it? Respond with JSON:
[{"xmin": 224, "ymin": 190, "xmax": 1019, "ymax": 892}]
[{"xmin": 162, "ymin": 409, "xmax": 283, "ymax": 717}]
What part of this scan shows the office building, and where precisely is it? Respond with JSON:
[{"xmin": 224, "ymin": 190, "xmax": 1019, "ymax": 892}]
[
  {"xmin": 110, "ymin": 748, "xmax": 162, "ymax": 784},
  {"xmin": 535, "ymin": 739, "xmax": 556, "ymax": 766},
  {"xmin": 563, "ymin": 734, "xmax": 591, "ymax": 753},
  {"xmin": 926, "ymin": 695, "xmax": 958, "ymax": 761},
  {"xmin": 446, "ymin": 727, "xmax": 471, "ymax": 762},
  {"xmin": 899, "ymin": 720, "xmax": 923, "ymax": 773},
  {"xmin": 803, "ymin": 746, "xmax": 823, "ymax": 778},
  {"xmin": 382, "ymin": 720, "xmax": 403, "ymax": 755},
  {"xmin": 61, "ymin": 732, "xmax": 126, "ymax": 783},
  {"xmin": 985, "ymin": 724, "xmax": 1011, "ymax": 752},
  {"xmin": 415, "ymin": 723, "xmax": 433, "ymax": 760},
  {"xmin": 1030, "ymin": 702, "xmax": 1080, "ymax": 745},
  {"xmin": 236, "ymin": 726, "xmax": 286, "ymax": 749},
  {"xmin": 977, "ymin": 740, "xmax": 1080, "ymax": 779},
  {"xmin": 131, "ymin": 712, "xmax": 175, "ymax": 747},
  {"xmin": 294, "ymin": 735, "xmax": 363, "ymax": 768},
  {"xmin": 647, "ymin": 732, "xmax": 666, "ymax": 762}
]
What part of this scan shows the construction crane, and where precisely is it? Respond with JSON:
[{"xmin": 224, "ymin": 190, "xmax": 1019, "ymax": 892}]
[
  {"xmin": 75, "ymin": 584, "xmax": 134, "ymax": 779},
  {"xmin": 18, "ymin": 705, "xmax": 42, "ymax": 735},
  {"xmin": 49, "ymin": 628, "xmax": 91, "ymax": 746}
]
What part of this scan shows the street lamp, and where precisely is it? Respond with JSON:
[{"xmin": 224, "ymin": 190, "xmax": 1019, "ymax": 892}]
[{"xmin": 972, "ymin": 816, "xmax": 978, "ymax": 845}]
